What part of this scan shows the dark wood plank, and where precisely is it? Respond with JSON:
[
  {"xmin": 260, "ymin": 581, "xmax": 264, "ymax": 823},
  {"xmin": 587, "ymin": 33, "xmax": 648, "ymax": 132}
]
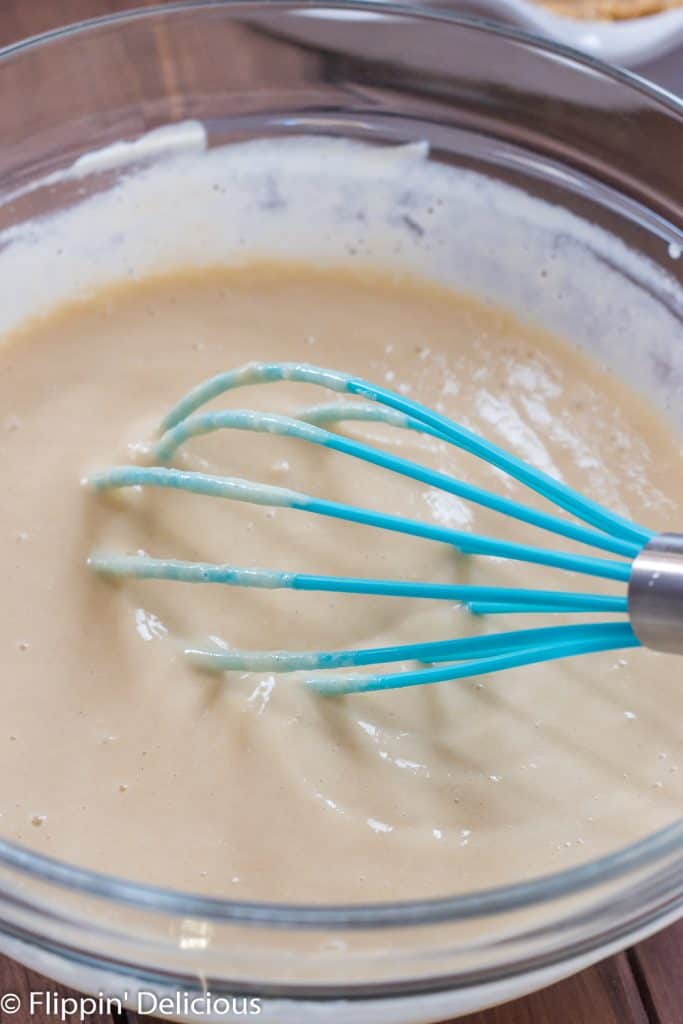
[
  {"xmin": 0, "ymin": 955, "xmax": 115, "ymax": 1024},
  {"xmin": 630, "ymin": 919, "xmax": 683, "ymax": 1024},
  {"xmin": 0, "ymin": 0, "xmax": 162, "ymax": 49},
  {"xmin": 452, "ymin": 953, "xmax": 650, "ymax": 1024}
]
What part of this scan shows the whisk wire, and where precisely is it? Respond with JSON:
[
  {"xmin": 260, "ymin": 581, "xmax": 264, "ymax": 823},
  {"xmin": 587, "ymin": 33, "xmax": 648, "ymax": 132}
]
[
  {"xmin": 88, "ymin": 552, "xmax": 630, "ymax": 612},
  {"xmin": 154, "ymin": 409, "xmax": 639, "ymax": 560},
  {"xmin": 160, "ymin": 362, "xmax": 653, "ymax": 546},
  {"xmin": 88, "ymin": 464, "xmax": 631, "ymax": 583},
  {"xmin": 307, "ymin": 627, "xmax": 641, "ymax": 695},
  {"xmin": 184, "ymin": 621, "xmax": 635, "ymax": 673}
]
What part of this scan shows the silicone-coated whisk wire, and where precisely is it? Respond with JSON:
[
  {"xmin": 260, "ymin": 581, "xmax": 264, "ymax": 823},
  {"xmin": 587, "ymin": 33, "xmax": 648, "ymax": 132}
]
[{"xmin": 86, "ymin": 362, "xmax": 683, "ymax": 694}]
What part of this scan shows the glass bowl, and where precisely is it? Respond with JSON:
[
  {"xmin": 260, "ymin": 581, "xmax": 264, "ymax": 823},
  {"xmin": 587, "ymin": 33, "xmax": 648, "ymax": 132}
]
[{"xmin": 0, "ymin": 3, "xmax": 681, "ymax": 1021}]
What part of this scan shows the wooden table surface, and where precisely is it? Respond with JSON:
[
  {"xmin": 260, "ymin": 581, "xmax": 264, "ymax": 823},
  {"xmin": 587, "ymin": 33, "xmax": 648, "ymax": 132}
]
[{"xmin": 0, "ymin": 2, "xmax": 681, "ymax": 1022}]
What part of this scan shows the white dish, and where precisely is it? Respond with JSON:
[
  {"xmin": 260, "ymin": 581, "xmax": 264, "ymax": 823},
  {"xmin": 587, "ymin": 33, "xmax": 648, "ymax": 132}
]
[{"xmin": 445, "ymin": 0, "xmax": 683, "ymax": 66}]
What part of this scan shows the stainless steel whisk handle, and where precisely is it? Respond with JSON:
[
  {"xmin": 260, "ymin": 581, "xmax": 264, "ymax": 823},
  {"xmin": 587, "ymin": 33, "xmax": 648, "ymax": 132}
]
[{"xmin": 628, "ymin": 533, "xmax": 683, "ymax": 655}]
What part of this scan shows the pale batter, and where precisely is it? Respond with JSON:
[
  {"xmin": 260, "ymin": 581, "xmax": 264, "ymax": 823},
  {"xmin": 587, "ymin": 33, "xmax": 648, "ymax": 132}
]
[{"xmin": 1, "ymin": 262, "xmax": 681, "ymax": 901}]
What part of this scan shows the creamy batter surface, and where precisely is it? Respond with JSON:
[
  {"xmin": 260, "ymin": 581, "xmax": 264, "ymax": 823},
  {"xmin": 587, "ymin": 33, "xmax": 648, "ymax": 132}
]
[{"xmin": 1, "ymin": 263, "xmax": 681, "ymax": 901}]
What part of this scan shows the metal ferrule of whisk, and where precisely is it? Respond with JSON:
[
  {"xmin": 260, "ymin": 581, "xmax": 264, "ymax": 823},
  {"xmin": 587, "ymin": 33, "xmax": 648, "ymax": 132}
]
[
  {"xmin": 85, "ymin": 360, "xmax": 683, "ymax": 695},
  {"xmin": 629, "ymin": 534, "xmax": 683, "ymax": 655}
]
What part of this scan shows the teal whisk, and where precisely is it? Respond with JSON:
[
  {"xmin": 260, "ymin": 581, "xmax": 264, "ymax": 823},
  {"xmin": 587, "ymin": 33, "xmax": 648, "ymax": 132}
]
[{"xmin": 86, "ymin": 362, "xmax": 683, "ymax": 695}]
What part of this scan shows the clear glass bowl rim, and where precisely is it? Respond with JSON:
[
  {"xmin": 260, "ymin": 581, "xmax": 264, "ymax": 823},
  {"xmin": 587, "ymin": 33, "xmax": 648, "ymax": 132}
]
[{"xmin": 0, "ymin": 0, "xmax": 681, "ymax": 930}]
